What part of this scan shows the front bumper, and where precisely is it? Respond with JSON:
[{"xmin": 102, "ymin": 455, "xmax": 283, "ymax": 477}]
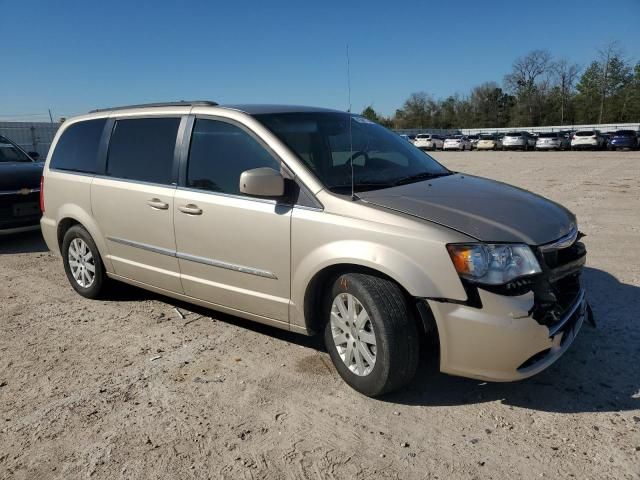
[
  {"xmin": 428, "ymin": 287, "xmax": 586, "ymax": 381},
  {"xmin": 0, "ymin": 191, "xmax": 41, "ymax": 233}
]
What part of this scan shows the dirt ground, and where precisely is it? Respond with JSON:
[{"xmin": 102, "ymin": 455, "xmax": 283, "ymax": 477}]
[{"xmin": 1, "ymin": 150, "xmax": 639, "ymax": 480}]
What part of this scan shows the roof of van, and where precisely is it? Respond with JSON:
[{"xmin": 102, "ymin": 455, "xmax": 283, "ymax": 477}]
[
  {"xmin": 222, "ymin": 104, "xmax": 344, "ymax": 114},
  {"xmin": 88, "ymin": 101, "xmax": 344, "ymax": 115}
]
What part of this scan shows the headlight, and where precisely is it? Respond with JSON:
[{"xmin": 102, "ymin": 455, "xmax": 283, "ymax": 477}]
[{"xmin": 446, "ymin": 243, "xmax": 541, "ymax": 285}]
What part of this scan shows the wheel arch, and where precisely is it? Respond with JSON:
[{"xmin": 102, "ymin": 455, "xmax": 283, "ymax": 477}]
[
  {"xmin": 55, "ymin": 206, "xmax": 113, "ymax": 272},
  {"xmin": 301, "ymin": 262, "xmax": 439, "ymax": 345}
]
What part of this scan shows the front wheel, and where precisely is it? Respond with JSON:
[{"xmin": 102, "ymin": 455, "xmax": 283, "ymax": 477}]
[
  {"xmin": 62, "ymin": 225, "xmax": 107, "ymax": 299},
  {"xmin": 323, "ymin": 273, "xmax": 420, "ymax": 397}
]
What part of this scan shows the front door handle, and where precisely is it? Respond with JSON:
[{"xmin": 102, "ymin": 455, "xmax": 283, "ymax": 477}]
[
  {"xmin": 147, "ymin": 198, "xmax": 169, "ymax": 210},
  {"xmin": 178, "ymin": 204, "xmax": 203, "ymax": 215}
]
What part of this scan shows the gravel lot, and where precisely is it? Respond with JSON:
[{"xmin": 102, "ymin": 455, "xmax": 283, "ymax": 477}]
[{"xmin": 1, "ymin": 150, "xmax": 639, "ymax": 479}]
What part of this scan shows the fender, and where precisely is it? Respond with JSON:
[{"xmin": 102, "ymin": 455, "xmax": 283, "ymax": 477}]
[{"xmin": 290, "ymin": 239, "xmax": 467, "ymax": 331}]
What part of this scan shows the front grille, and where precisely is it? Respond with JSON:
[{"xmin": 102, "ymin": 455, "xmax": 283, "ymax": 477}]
[
  {"xmin": 531, "ymin": 240, "xmax": 586, "ymax": 327},
  {"xmin": 0, "ymin": 192, "xmax": 41, "ymax": 228}
]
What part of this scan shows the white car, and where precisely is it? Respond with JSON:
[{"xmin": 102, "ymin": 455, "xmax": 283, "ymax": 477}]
[
  {"xmin": 571, "ymin": 130, "xmax": 604, "ymax": 150},
  {"xmin": 414, "ymin": 134, "xmax": 443, "ymax": 151},
  {"xmin": 443, "ymin": 135, "xmax": 471, "ymax": 151}
]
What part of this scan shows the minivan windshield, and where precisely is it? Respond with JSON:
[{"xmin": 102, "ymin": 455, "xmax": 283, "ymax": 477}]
[
  {"xmin": 257, "ymin": 112, "xmax": 451, "ymax": 192},
  {"xmin": 0, "ymin": 137, "xmax": 33, "ymax": 163}
]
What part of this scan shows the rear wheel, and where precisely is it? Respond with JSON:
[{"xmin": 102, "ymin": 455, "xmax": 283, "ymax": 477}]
[
  {"xmin": 62, "ymin": 225, "xmax": 107, "ymax": 299},
  {"xmin": 323, "ymin": 273, "xmax": 419, "ymax": 397}
]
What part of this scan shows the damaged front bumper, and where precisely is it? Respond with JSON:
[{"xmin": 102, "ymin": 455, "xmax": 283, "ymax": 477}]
[
  {"xmin": 427, "ymin": 238, "xmax": 590, "ymax": 382},
  {"xmin": 427, "ymin": 287, "xmax": 587, "ymax": 381}
]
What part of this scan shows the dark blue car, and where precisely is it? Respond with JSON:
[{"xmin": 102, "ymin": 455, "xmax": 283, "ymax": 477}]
[{"xmin": 608, "ymin": 130, "xmax": 639, "ymax": 151}]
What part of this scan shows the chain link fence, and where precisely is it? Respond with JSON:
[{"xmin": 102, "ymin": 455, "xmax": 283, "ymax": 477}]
[{"xmin": 0, "ymin": 122, "xmax": 61, "ymax": 158}]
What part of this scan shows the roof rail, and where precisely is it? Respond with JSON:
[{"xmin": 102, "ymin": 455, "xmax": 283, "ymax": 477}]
[{"xmin": 89, "ymin": 100, "xmax": 218, "ymax": 113}]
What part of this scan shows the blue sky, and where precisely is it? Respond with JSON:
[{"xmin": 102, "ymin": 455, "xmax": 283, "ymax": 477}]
[{"xmin": 2, "ymin": 0, "xmax": 639, "ymax": 121}]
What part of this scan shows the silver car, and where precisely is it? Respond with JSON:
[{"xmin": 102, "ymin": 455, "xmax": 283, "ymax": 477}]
[
  {"xmin": 40, "ymin": 102, "xmax": 588, "ymax": 396},
  {"xmin": 502, "ymin": 131, "xmax": 533, "ymax": 151},
  {"xmin": 535, "ymin": 132, "xmax": 570, "ymax": 151}
]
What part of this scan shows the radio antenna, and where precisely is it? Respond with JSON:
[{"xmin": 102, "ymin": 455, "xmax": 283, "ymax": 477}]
[{"xmin": 347, "ymin": 44, "xmax": 356, "ymax": 201}]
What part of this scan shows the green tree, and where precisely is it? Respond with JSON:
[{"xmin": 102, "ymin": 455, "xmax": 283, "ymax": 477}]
[
  {"xmin": 575, "ymin": 53, "xmax": 633, "ymax": 123},
  {"xmin": 361, "ymin": 105, "xmax": 381, "ymax": 122}
]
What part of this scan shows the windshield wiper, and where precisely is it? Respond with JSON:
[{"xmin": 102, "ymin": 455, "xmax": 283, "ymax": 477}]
[
  {"xmin": 392, "ymin": 171, "xmax": 452, "ymax": 186},
  {"xmin": 329, "ymin": 180, "xmax": 395, "ymax": 193}
]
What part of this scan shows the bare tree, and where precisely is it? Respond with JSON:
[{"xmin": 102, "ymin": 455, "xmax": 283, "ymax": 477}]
[
  {"xmin": 504, "ymin": 50, "xmax": 553, "ymax": 92},
  {"xmin": 553, "ymin": 59, "xmax": 581, "ymax": 124},
  {"xmin": 504, "ymin": 50, "xmax": 553, "ymax": 124}
]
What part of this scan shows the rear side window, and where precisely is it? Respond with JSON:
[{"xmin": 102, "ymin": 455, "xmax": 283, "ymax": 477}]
[
  {"xmin": 50, "ymin": 118, "xmax": 106, "ymax": 173},
  {"xmin": 106, "ymin": 118, "xmax": 180, "ymax": 185},
  {"xmin": 186, "ymin": 119, "xmax": 279, "ymax": 195}
]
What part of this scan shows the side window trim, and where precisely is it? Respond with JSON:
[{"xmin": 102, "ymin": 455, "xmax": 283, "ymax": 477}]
[
  {"xmin": 95, "ymin": 118, "xmax": 115, "ymax": 176},
  {"xmin": 177, "ymin": 114, "xmax": 195, "ymax": 187}
]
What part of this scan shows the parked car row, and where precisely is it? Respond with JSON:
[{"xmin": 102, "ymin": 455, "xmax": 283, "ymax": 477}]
[{"xmin": 400, "ymin": 129, "xmax": 640, "ymax": 151}]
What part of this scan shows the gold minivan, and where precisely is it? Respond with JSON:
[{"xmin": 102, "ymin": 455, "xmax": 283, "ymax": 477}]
[{"xmin": 41, "ymin": 101, "xmax": 589, "ymax": 396}]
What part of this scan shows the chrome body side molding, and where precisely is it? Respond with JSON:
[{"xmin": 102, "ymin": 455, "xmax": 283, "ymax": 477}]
[{"xmin": 106, "ymin": 236, "xmax": 277, "ymax": 279}]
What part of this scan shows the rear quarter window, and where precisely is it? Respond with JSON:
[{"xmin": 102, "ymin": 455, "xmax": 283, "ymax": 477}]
[{"xmin": 50, "ymin": 118, "xmax": 107, "ymax": 173}]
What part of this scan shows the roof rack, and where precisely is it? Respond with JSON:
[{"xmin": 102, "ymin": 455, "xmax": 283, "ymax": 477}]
[{"xmin": 89, "ymin": 100, "xmax": 218, "ymax": 113}]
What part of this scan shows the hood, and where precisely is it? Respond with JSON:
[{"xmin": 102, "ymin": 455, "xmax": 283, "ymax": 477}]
[
  {"xmin": 358, "ymin": 173, "xmax": 576, "ymax": 245},
  {"xmin": 0, "ymin": 162, "xmax": 43, "ymax": 191}
]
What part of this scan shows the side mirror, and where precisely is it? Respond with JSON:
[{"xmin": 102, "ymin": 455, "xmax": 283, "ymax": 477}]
[
  {"xmin": 28, "ymin": 151, "xmax": 40, "ymax": 160},
  {"xmin": 239, "ymin": 167, "xmax": 285, "ymax": 197}
]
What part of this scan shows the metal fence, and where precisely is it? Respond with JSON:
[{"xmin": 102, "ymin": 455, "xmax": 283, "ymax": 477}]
[{"xmin": 0, "ymin": 121, "xmax": 61, "ymax": 158}]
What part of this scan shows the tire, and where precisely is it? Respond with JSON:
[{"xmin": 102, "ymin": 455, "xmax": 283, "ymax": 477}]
[
  {"xmin": 61, "ymin": 225, "xmax": 107, "ymax": 299},
  {"xmin": 323, "ymin": 273, "xmax": 420, "ymax": 397}
]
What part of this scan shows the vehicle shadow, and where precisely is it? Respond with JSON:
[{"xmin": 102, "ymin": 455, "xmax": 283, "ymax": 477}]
[
  {"xmin": 0, "ymin": 230, "xmax": 48, "ymax": 254},
  {"xmin": 100, "ymin": 264, "xmax": 640, "ymax": 414},
  {"xmin": 382, "ymin": 267, "xmax": 640, "ymax": 413}
]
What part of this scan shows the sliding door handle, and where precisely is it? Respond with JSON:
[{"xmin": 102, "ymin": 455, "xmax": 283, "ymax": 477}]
[
  {"xmin": 178, "ymin": 204, "xmax": 203, "ymax": 215},
  {"xmin": 147, "ymin": 198, "xmax": 169, "ymax": 210}
]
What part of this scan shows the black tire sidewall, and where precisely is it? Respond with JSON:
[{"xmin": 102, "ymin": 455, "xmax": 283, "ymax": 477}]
[
  {"xmin": 61, "ymin": 226, "xmax": 105, "ymax": 299},
  {"xmin": 323, "ymin": 273, "xmax": 418, "ymax": 396}
]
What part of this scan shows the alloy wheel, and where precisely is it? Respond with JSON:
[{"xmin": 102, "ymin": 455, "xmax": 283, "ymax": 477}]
[
  {"xmin": 68, "ymin": 238, "xmax": 96, "ymax": 288},
  {"xmin": 330, "ymin": 293, "xmax": 377, "ymax": 376}
]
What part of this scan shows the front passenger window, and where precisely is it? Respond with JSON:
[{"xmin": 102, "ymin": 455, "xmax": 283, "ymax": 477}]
[{"xmin": 187, "ymin": 119, "xmax": 280, "ymax": 195}]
